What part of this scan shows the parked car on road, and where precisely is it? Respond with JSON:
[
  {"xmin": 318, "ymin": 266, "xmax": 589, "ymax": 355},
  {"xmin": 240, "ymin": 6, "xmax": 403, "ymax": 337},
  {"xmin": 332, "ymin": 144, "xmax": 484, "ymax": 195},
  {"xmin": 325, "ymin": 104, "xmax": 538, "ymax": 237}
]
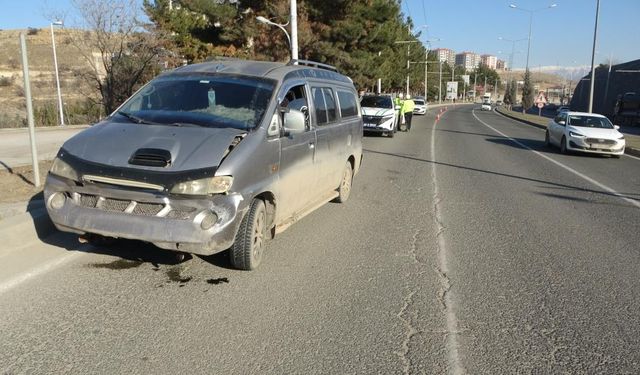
[
  {"xmin": 545, "ymin": 111, "xmax": 625, "ymax": 157},
  {"xmin": 360, "ymin": 94, "xmax": 399, "ymax": 137},
  {"xmin": 44, "ymin": 59, "xmax": 363, "ymax": 270},
  {"xmin": 413, "ymin": 99, "xmax": 427, "ymax": 115}
]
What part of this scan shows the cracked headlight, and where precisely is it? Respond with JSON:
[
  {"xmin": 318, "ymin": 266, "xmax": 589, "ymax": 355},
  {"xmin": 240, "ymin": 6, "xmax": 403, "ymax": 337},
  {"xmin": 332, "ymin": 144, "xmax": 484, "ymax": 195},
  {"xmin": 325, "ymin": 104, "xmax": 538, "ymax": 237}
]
[
  {"xmin": 170, "ymin": 176, "xmax": 233, "ymax": 195},
  {"xmin": 50, "ymin": 157, "xmax": 79, "ymax": 181}
]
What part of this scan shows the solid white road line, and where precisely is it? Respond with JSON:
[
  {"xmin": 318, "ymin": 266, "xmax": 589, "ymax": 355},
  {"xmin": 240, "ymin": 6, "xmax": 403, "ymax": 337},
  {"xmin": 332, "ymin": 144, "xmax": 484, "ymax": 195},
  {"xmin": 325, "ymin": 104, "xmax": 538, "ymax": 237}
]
[
  {"xmin": 473, "ymin": 109, "xmax": 640, "ymax": 209},
  {"xmin": 431, "ymin": 111, "xmax": 465, "ymax": 374},
  {"xmin": 0, "ymin": 252, "xmax": 82, "ymax": 296}
]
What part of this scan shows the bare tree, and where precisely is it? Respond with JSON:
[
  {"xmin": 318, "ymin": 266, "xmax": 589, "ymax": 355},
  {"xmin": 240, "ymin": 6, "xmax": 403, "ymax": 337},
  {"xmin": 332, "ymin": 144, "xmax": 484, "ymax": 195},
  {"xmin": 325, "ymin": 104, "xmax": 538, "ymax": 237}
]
[{"xmin": 69, "ymin": 0, "xmax": 163, "ymax": 114}]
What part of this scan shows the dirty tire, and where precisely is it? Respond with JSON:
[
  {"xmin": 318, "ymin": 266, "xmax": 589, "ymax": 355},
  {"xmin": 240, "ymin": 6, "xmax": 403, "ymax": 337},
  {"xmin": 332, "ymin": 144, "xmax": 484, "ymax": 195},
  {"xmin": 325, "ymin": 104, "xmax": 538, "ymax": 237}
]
[
  {"xmin": 334, "ymin": 161, "xmax": 353, "ymax": 203},
  {"xmin": 230, "ymin": 199, "xmax": 266, "ymax": 271},
  {"xmin": 544, "ymin": 131, "xmax": 551, "ymax": 147},
  {"xmin": 388, "ymin": 129, "xmax": 395, "ymax": 138},
  {"xmin": 560, "ymin": 136, "xmax": 568, "ymax": 154}
]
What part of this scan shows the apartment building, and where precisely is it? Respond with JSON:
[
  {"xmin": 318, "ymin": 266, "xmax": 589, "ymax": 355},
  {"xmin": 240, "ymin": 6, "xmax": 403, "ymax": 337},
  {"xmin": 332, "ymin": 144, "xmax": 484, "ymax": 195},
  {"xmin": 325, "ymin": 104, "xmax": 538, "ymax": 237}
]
[
  {"xmin": 496, "ymin": 59, "xmax": 507, "ymax": 71},
  {"xmin": 480, "ymin": 54, "xmax": 498, "ymax": 70},
  {"xmin": 455, "ymin": 51, "xmax": 480, "ymax": 72},
  {"xmin": 434, "ymin": 48, "xmax": 456, "ymax": 66}
]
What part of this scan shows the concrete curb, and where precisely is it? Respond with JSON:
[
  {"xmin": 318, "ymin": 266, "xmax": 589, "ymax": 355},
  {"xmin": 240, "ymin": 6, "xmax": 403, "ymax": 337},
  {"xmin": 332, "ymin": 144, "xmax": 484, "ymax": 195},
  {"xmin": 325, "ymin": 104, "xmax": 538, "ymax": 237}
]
[
  {"xmin": 495, "ymin": 107, "xmax": 640, "ymax": 158},
  {"xmin": 0, "ymin": 205, "xmax": 55, "ymax": 254}
]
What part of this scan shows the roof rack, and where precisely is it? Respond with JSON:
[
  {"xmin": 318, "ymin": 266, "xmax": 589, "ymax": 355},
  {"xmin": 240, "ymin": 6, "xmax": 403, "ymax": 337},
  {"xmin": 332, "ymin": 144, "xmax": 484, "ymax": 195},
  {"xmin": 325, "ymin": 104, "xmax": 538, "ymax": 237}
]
[{"xmin": 287, "ymin": 59, "xmax": 339, "ymax": 73}]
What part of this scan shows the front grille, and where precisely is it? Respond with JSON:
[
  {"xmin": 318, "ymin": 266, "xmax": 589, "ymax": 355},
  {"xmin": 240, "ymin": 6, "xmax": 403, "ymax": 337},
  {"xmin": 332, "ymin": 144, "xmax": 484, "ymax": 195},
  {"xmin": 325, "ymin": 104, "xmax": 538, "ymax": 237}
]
[
  {"xmin": 363, "ymin": 115, "xmax": 383, "ymax": 125},
  {"xmin": 102, "ymin": 198, "xmax": 131, "ymax": 212},
  {"xmin": 585, "ymin": 138, "xmax": 616, "ymax": 145},
  {"xmin": 74, "ymin": 193, "xmax": 194, "ymax": 220},
  {"xmin": 166, "ymin": 207, "xmax": 197, "ymax": 220},
  {"xmin": 133, "ymin": 202, "xmax": 164, "ymax": 216},
  {"xmin": 80, "ymin": 194, "xmax": 98, "ymax": 208}
]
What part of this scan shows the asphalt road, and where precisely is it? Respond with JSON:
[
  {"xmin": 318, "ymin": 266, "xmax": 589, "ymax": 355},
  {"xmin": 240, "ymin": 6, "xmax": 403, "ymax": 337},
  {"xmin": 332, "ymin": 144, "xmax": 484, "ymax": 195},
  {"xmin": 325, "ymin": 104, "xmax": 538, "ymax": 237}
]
[
  {"xmin": 1, "ymin": 105, "xmax": 639, "ymax": 374},
  {"xmin": 0, "ymin": 126, "xmax": 87, "ymax": 171}
]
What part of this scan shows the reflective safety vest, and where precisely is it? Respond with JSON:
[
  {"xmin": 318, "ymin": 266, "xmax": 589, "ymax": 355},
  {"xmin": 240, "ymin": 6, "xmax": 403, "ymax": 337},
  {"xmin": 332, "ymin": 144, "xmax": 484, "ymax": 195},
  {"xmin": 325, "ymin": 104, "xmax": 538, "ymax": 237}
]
[{"xmin": 402, "ymin": 99, "xmax": 415, "ymax": 113}]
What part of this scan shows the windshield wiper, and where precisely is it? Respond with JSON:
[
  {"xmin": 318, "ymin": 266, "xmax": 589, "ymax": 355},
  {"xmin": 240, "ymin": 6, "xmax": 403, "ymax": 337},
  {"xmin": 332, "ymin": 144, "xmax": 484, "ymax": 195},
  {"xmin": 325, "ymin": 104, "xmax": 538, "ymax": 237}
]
[{"xmin": 118, "ymin": 111, "xmax": 159, "ymax": 125}]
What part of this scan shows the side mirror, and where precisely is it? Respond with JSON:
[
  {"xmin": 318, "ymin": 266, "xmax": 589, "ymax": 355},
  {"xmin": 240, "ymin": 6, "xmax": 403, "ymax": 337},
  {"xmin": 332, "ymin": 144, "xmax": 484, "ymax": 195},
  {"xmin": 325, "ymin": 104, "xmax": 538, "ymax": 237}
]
[
  {"xmin": 558, "ymin": 120, "xmax": 566, "ymax": 125},
  {"xmin": 283, "ymin": 109, "xmax": 306, "ymax": 136},
  {"xmin": 614, "ymin": 125, "xmax": 620, "ymax": 130}
]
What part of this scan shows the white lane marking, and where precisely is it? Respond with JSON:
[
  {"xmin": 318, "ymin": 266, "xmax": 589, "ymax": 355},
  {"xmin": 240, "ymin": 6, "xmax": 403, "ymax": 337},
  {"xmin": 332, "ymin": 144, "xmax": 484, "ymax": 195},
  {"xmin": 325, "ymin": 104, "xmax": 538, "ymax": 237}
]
[
  {"xmin": 492, "ymin": 108, "xmax": 640, "ymax": 161},
  {"xmin": 431, "ymin": 110, "xmax": 465, "ymax": 374},
  {"xmin": 0, "ymin": 252, "xmax": 82, "ymax": 296},
  {"xmin": 472, "ymin": 109, "xmax": 640, "ymax": 209}
]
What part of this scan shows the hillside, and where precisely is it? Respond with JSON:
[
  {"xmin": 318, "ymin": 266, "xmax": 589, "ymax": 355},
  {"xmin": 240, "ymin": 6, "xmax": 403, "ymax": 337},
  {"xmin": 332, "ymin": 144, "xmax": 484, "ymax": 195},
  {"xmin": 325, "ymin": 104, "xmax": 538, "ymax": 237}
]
[{"xmin": 0, "ymin": 28, "xmax": 101, "ymax": 128}]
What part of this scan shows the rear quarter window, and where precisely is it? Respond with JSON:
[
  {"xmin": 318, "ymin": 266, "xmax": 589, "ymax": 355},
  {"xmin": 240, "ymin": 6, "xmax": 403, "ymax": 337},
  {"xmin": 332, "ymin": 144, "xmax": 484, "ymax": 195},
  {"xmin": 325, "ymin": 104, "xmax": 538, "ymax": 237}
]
[{"xmin": 337, "ymin": 90, "xmax": 358, "ymax": 118}]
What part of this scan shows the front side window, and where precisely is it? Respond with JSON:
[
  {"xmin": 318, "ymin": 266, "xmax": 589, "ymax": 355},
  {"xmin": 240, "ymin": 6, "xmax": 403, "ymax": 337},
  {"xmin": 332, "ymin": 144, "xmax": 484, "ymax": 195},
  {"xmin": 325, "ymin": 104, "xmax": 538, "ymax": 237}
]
[{"xmin": 116, "ymin": 74, "xmax": 275, "ymax": 130}]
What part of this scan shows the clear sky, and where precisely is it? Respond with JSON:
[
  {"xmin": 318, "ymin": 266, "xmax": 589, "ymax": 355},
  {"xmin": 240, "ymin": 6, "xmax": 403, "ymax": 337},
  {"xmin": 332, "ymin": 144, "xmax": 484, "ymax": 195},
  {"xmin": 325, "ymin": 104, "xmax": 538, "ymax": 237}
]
[
  {"xmin": 404, "ymin": 0, "xmax": 640, "ymax": 69},
  {"xmin": 1, "ymin": 0, "xmax": 638, "ymax": 69}
]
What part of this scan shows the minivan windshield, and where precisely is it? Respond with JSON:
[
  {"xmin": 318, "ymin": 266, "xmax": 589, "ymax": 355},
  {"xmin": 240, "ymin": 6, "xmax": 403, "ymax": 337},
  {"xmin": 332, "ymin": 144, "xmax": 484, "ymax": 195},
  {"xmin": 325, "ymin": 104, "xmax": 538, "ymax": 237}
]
[
  {"xmin": 361, "ymin": 96, "xmax": 393, "ymax": 109},
  {"xmin": 567, "ymin": 115, "xmax": 614, "ymax": 129},
  {"xmin": 116, "ymin": 74, "xmax": 275, "ymax": 130}
]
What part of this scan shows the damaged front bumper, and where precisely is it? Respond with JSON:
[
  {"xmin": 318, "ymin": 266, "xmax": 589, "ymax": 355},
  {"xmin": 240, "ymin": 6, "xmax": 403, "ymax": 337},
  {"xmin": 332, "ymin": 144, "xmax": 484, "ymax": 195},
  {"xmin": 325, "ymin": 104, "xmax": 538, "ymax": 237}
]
[{"xmin": 44, "ymin": 174, "xmax": 248, "ymax": 255}]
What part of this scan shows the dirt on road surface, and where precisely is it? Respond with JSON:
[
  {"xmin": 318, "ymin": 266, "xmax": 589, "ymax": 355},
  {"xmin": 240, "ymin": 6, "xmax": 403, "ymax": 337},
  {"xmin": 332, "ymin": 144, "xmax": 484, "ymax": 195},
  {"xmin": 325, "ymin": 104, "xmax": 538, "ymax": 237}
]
[{"xmin": 0, "ymin": 160, "xmax": 51, "ymax": 204}]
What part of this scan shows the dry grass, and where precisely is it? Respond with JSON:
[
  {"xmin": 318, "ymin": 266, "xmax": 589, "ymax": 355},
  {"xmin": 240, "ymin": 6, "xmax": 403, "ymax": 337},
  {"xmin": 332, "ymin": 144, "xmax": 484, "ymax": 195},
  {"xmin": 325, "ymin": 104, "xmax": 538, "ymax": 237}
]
[{"xmin": 0, "ymin": 160, "xmax": 52, "ymax": 204}]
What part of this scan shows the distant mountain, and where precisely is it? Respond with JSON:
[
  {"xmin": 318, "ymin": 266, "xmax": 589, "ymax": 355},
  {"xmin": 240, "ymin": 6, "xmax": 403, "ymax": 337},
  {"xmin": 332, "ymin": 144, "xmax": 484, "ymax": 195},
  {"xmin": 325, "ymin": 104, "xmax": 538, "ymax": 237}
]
[{"xmin": 511, "ymin": 65, "xmax": 591, "ymax": 80}]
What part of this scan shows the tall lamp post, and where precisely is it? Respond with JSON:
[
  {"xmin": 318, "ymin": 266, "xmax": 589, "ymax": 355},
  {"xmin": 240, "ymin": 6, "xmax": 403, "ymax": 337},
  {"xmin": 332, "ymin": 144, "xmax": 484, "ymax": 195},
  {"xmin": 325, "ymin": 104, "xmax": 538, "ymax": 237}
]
[
  {"xmin": 50, "ymin": 20, "xmax": 64, "ymax": 126},
  {"xmin": 588, "ymin": 0, "xmax": 600, "ymax": 113},
  {"xmin": 509, "ymin": 3, "xmax": 557, "ymax": 73},
  {"xmin": 256, "ymin": 1, "xmax": 298, "ymax": 61}
]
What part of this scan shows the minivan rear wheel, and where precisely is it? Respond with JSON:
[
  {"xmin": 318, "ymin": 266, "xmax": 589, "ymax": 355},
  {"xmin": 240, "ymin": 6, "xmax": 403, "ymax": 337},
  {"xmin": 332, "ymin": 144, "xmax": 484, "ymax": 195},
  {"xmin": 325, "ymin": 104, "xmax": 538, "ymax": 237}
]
[
  {"xmin": 230, "ymin": 199, "xmax": 266, "ymax": 270},
  {"xmin": 334, "ymin": 161, "xmax": 353, "ymax": 203}
]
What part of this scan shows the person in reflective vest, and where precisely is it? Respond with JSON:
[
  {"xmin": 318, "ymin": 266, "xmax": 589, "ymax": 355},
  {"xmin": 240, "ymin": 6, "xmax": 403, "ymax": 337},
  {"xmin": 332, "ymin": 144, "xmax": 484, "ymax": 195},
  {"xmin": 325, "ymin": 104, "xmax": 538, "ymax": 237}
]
[
  {"xmin": 401, "ymin": 94, "xmax": 415, "ymax": 131},
  {"xmin": 395, "ymin": 93, "xmax": 404, "ymax": 131}
]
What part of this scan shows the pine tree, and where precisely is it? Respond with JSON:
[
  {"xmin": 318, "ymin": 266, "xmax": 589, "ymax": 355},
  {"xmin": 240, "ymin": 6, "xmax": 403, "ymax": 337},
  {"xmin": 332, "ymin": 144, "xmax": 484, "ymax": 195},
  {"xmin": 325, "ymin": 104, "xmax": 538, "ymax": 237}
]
[{"xmin": 522, "ymin": 69, "xmax": 534, "ymax": 112}]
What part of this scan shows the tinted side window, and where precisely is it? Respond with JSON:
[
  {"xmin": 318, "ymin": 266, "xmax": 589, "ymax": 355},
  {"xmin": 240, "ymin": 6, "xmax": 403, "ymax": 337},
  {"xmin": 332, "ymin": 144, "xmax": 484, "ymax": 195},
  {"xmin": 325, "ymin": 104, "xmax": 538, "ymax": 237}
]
[
  {"xmin": 554, "ymin": 115, "xmax": 565, "ymax": 125},
  {"xmin": 312, "ymin": 87, "xmax": 328, "ymax": 125},
  {"xmin": 337, "ymin": 90, "xmax": 358, "ymax": 118},
  {"xmin": 322, "ymin": 88, "xmax": 337, "ymax": 122}
]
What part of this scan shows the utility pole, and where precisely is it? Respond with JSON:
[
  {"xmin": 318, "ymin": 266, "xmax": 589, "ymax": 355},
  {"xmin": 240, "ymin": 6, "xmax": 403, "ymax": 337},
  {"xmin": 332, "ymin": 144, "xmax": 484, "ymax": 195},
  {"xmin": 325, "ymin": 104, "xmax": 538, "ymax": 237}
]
[
  {"xmin": 290, "ymin": 0, "xmax": 298, "ymax": 61},
  {"xmin": 20, "ymin": 33, "xmax": 40, "ymax": 187},
  {"xmin": 473, "ymin": 68, "xmax": 477, "ymax": 102},
  {"xmin": 588, "ymin": 0, "xmax": 600, "ymax": 113},
  {"xmin": 50, "ymin": 21, "xmax": 64, "ymax": 126},
  {"xmin": 439, "ymin": 60, "xmax": 442, "ymax": 104}
]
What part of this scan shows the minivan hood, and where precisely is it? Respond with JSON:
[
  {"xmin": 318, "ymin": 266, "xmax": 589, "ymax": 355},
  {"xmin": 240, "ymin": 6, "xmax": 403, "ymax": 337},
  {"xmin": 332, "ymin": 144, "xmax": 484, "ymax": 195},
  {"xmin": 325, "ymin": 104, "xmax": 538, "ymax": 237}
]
[
  {"xmin": 567, "ymin": 126, "xmax": 622, "ymax": 139},
  {"xmin": 361, "ymin": 107, "xmax": 395, "ymax": 117},
  {"xmin": 62, "ymin": 122, "xmax": 246, "ymax": 171}
]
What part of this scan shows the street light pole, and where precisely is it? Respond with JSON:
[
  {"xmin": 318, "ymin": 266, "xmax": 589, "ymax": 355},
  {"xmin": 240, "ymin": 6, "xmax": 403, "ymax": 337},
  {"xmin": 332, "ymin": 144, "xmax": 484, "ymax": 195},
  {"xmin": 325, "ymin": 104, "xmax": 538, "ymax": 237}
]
[
  {"xmin": 509, "ymin": 4, "xmax": 557, "ymax": 73},
  {"xmin": 256, "ymin": 16, "xmax": 291, "ymax": 59},
  {"xmin": 588, "ymin": 0, "xmax": 600, "ymax": 113},
  {"xmin": 290, "ymin": 0, "xmax": 298, "ymax": 61},
  {"xmin": 439, "ymin": 60, "xmax": 442, "ymax": 104},
  {"xmin": 50, "ymin": 20, "xmax": 64, "ymax": 126}
]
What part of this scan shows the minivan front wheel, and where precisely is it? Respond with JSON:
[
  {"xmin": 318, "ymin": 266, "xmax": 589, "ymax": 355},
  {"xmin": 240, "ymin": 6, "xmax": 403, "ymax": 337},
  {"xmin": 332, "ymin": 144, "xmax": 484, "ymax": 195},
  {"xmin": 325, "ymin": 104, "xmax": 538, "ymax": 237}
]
[
  {"xmin": 230, "ymin": 199, "xmax": 266, "ymax": 270},
  {"xmin": 334, "ymin": 161, "xmax": 353, "ymax": 203}
]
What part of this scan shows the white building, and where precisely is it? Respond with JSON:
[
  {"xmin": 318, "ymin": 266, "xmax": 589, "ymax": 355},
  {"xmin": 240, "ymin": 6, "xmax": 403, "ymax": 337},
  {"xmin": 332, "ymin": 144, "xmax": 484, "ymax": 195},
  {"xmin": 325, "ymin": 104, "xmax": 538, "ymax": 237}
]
[{"xmin": 481, "ymin": 54, "xmax": 498, "ymax": 70}]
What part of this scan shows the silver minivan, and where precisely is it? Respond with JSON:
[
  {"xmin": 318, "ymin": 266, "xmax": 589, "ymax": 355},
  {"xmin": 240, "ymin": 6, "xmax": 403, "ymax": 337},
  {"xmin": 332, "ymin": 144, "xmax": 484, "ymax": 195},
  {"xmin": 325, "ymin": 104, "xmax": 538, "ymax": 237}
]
[{"xmin": 44, "ymin": 59, "xmax": 363, "ymax": 270}]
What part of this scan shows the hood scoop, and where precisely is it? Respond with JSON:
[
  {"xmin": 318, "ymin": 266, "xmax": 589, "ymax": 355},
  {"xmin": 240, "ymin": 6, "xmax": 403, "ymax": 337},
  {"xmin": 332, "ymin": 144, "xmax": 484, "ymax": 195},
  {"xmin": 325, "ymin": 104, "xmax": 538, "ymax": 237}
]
[{"xmin": 128, "ymin": 148, "xmax": 172, "ymax": 167}]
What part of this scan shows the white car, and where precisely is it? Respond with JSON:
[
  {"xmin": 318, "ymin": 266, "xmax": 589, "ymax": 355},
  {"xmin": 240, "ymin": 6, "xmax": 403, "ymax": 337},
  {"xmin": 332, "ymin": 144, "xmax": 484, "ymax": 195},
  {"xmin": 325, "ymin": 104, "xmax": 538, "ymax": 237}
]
[
  {"xmin": 545, "ymin": 111, "xmax": 625, "ymax": 157},
  {"xmin": 481, "ymin": 103, "xmax": 492, "ymax": 111},
  {"xmin": 360, "ymin": 95, "xmax": 399, "ymax": 137},
  {"xmin": 413, "ymin": 99, "xmax": 427, "ymax": 115}
]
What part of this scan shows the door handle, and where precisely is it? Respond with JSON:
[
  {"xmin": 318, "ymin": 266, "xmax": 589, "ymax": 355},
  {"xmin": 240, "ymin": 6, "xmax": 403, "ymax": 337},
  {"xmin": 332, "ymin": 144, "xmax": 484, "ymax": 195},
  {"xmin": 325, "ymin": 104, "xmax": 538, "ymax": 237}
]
[{"xmin": 308, "ymin": 142, "xmax": 315, "ymax": 149}]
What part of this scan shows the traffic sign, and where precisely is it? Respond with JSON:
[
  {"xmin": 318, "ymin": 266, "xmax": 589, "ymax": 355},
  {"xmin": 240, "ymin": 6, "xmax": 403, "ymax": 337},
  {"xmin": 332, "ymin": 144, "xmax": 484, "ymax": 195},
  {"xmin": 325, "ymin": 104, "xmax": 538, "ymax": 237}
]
[
  {"xmin": 534, "ymin": 91, "xmax": 547, "ymax": 105},
  {"xmin": 537, "ymin": 102, "xmax": 544, "ymax": 109}
]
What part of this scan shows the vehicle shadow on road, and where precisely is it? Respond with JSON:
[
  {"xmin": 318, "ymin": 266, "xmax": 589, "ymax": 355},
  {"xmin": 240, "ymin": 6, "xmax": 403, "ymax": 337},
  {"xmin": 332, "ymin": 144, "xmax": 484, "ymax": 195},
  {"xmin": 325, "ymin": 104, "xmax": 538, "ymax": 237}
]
[{"xmin": 363, "ymin": 148, "xmax": 640, "ymax": 201}]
